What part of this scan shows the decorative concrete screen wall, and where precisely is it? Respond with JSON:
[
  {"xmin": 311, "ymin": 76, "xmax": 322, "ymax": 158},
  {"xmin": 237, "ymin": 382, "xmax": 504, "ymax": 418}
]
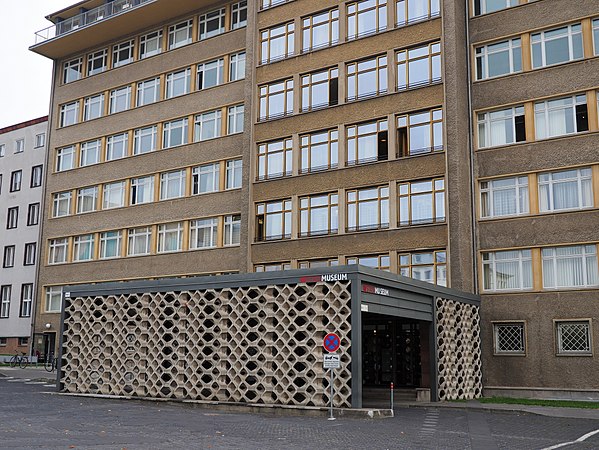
[
  {"xmin": 61, "ymin": 281, "xmax": 353, "ymax": 407},
  {"xmin": 435, "ymin": 298, "xmax": 483, "ymax": 400}
]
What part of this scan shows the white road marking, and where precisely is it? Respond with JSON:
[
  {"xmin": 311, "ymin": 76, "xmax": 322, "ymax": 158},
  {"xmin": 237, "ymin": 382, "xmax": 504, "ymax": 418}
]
[
  {"xmin": 541, "ymin": 428, "xmax": 599, "ymax": 450},
  {"xmin": 7, "ymin": 379, "xmax": 30, "ymax": 382}
]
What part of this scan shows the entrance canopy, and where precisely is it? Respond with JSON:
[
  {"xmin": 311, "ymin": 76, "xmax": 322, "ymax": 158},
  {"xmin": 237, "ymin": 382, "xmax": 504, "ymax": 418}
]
[{"xmin": 60, "ymin": 265, "xmax": 481, "ymax": 408}]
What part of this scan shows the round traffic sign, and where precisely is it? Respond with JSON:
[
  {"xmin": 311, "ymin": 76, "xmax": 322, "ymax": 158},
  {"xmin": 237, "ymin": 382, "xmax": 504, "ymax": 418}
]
[{"xmin": 323, "ymin": 333, "xmax": 341, "ymax": 353}]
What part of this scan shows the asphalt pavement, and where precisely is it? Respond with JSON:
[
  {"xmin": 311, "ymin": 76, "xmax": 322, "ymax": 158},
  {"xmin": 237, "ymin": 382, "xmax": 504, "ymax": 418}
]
[{"xmin": 2, "ymin": 376, "xmax": 599, "ymax": 449}]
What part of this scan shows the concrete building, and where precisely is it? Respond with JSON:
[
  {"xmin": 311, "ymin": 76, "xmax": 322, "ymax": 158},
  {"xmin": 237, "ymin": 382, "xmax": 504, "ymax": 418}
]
[
  {"xmin": 0, "ymin": 117, "xmax": 47, "ymax": 355},
  {"xmin": 29, "ymin": 0, "xmax": 599, "ymax": 400}
]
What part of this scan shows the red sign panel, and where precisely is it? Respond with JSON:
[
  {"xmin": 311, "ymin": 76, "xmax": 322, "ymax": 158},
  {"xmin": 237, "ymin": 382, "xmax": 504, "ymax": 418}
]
[{"xmin": 323, "ymin": 333, "xmax": 341, "ymax": 353}]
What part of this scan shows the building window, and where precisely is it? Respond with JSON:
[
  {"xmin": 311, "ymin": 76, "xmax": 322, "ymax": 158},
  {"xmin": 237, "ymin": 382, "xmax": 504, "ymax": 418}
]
[
  {"xmin": 30, "ymin": 165, "xmax": 43, "ymax": 188},
  {"xmin": 480, "ymin": 176, "xmax": 529, "ymax": 218},
  {"xmin": 261, "ymin": 0, "xmax": 288, "ymax": 10},
  {"xmin": 482, "ymin": 250, "xmax": 533, "ymax": 292},
  {"xmin": 556, "ymin": 320, "xmax": 592, "ymax": 355},
  {"xmin": 532, "ymin": 24, "xmax": 583, "ymax": 69},
  {"xmin": 301, "ymin": 68, "xmax": 338, "ymax": 111},
  {"xmin": 260, "ymin": 22, "xmax": 295, "ymax": 64},
  {"xmin": 0, "ymin": 144, "xmax": 5, "ymax": 157},
  {"xmin": 15, "ymin": 139, "xmax": 24, "ymax": 153},
  {"xmin": 257, "ymin": 138, "xmax": 293, "ymax": 180},
  {"xmin": 190, "ymin": 218, "xmax": 218, "ymax": 249},
  {"xmin": 6, "ymin": 207, "xmax": 18, "ymax": 229},
  {"xmin": 594, "ymin": 19, "xmax": 599, "ymax": 56},
  {"xmin": 226, "ymin": 159, "xmax": 243, "ymax": 189},
  {"xmin": 139, "ymin": 30, "xmax": 163, "ymax": 59},
  {"xmin": 255, "ymin": 262, "xmax": 292, "ymax": 272},
  {"xmin": 45, "ymin": 286, "xmax": 63, "ymax": 313},
  {"xmin": 48, "ymin": 238, "xmax": 69, "ymax": 264},
  {"xmin": 493, "ymin": 322, "xmax": 526, "ymax": 355},
  {"xmin": 63, "ymin": 57, "xmax": 83, "ymax": 83},
  {"xmin": 128, "ymin": 226, "xmax": 152, "ymax": 256},
  {"xmin": 157, "ymin": 222, "xmax": 184, "ymax": 253},
  {"xmin": 475, "ymin": 38, "xmax": 522, "ymax": 80},
  {"xmin": 87, "ymin": 49, "xmax": 107, "ymax": 76},
  {"xmin": 347, "ymin": 55, "xmax": 387, "ymax": 101},
  {"xmin": 347, "ymin": 254, "xmax": 390, "ymax": 270},
  {"xmin": 100, "ymin": 231, "xmax": 122, "ymax": 259},
  {"xmin": 299, "ymin": 258, "xmax": 339, "ymax": 269},
  {"xmin": 302, "ymin": 8, "xmax": 339, "ymax": 52},
  {"xmin": 194, "ymin": 110, "xmax": 222, "ymax": 141},
  {"xmin": 300, "ymin": 193, "xmax": 339, "ymax": 237},
  {"xmin": 231, "ymin": 1, "xmax": 247, "ymax": 29},
  {"xmin": 199, "ymin": 8, "xmax": 226, "ymax": 40},
  {"xmin": 109, "ymin": 86, "xmax": 131, "ymax": 114},
  {"xmin": 300, "ymin": 129, "xmax": 338, "ymax": 173},
  {"xmin": 35, "ymin": 133, "xmax": 46, "ymax": 148},
  {"xmin": 0, "ymin": 286, "xmax": 10, "ymax": 318},
  {"xmin": 197, "ymin": 58, "xmax": 224, "ymax": 90},
  {"xmin": 24, "ymin": 242, "xmax": 36, "ymax": 266},
  {"xmin": 160, "ymin": 170, "xmax": 187, "ymax": 200},
  {"xmin": 80, "ymin": 139, "xmax": 101, "ymax": 167},
  {"xmin": 538, "ymin": 168, "xmax": 593, "ymax": 213},
  {"xmin": 224, "ymin": 214, "xmax": 241, "ymax": 246},
  {"xmin": 229, "ymin": 52, "xmax": 246, "ymax": 81},
  {"xmin": 76, "ymin": 186, "xmax": 98, "ymax": 214},
  {"xmin": 399, "ymin": 250, "xmax": 447, "ymax": 286},
  {"xmin": 112, "ymin": 39, "xmax": 134, "ymax": 68},
  {"xmin": 56, "ymin": 146, "xmax": 76, "ymax": 172},
  {"xmin": 3, "ymin": 246, "xmax": 15, "ymax": 268},
  {"xmin": 347, "ymin": 119, "xmax": 388, "ymax": 165},
  {"xmin": 162, "ymin": 118, "xmax": 188, "ymax": 148},
  {"xmin": 473, "ymin": 0, "xmax": 518, "ymax": 15},
  {"xmin": 396, "ymin": 42, "xmax": 441, "ymax": 90},
  {"xmin": 347, "ymin": 0, "xmax": 388, "ymax": 40},
  {"xmin": 192, "ymin": 163, "xmax": 220, "ymax": 195},
  {"xmin": 477, "ymin": 106, "xmax": 525, "ymax": 148},
  {"xmin": 535, "ymin": 94, "xmax": 588, "ymax": 140},
  {"xmin": 137, "ymin": 77, "xmax": 161, "ymax": 107},
  {"xmin": 106, "ymin": 133, "xmax": 129, "ymax": 161},
  {"xmin": 256, "ymin": 200, "xmax": 292, "ymax": 241},
  {"xmin": 53, "ymin": 192, "xmax": 72, "ymax": 217},
  {"xmin": 398, "ymin": 178, "xmax": 445, "ymax": 225},
  {"xmin": 542, "ymin": 245, "xmax": 599, "ymax": 289},
  {"xmin": 227, "ymin": 104, "xmax": 244, "ymax": 134},
  {"xmin": 133, "ymin": 126, "xmax": 158, "ymax": 155},
  {"xmin": 130, "ymin": 176, "xmax": 154, "ymax": 205},
  {"xmin": 20, "ymin": 284, "xmax": 33, "ymax": 318},
  {"xmin": 347, "ymin": 186, "xmax": 389, "ymax": 232},
  {"xmin": 27, "ymin": 203, "xmax": 40, "ymax": 226},
  {"xmin": 84, "ymin": 93, "xmax": 104, "ymax": 121},
  {"xmin": 259, "ymin": 79, "xmax": 294, "ymax": 121},
  {"xmin": 396, "ymin": 0, "xmax": 440, "ymax": 26},
  {"xmin": 165, "ymin": 68, "xmax": 191, "ymax": 99},
  {"xmin": 103, "ymin": 181, "xmax": 126, "ymax": 209},
  {"xmin": 73, "ymin": 234, "xmax": 95, "ymax": 262},
  {"xmin": 168, "ymin": 20, "xmax": 193, "ymax": 49},
  {"xmin": 60, "ymin": 101, "xmax": 79, "ymax": 127},
  {"xmin": 397, "ymin": 109, "xmax": 443, "ymax": 156}
]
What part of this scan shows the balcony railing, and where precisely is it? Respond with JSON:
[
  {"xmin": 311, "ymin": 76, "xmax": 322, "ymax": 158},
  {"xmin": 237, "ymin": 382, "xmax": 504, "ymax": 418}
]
[{"xmin": 34, "ymin": 0, "xmax": 153, "ymax": 44}]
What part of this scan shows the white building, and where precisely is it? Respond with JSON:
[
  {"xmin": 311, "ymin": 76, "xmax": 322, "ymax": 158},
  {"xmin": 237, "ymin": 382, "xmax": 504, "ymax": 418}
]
[{"xmin": 0, "ymin": 117, "xmax": 48, "ymax": 355}]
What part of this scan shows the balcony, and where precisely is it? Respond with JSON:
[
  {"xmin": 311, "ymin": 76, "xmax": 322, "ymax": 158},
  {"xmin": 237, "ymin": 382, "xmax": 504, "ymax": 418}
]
[{"xmin": 34, "ymin": 0, "xmax": 153, "ymax": 45}]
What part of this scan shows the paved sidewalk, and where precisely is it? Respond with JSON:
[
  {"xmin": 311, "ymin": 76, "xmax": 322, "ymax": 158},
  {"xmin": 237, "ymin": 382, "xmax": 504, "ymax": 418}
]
[
  {"xmin": 401, "ymin": 399, "xmax": 599, "ymax": 420},
  {"xmin": 0, "ymin": 365, "xmax": 57, "ymax": 383}
]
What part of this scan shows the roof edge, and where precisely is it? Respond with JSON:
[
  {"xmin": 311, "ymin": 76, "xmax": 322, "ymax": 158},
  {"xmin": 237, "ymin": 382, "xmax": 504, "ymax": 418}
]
[{"xmin": 0, "ymin": 116, "xmax": 49, "ymax": 135}]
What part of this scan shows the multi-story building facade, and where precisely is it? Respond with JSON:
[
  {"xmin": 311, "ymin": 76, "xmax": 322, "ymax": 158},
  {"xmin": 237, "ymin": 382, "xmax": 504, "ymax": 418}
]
[
  {"xmin": 470, "ymin": 0, "xmax": 599, "ymax": 399},
  {"xmin": 0, "ymin": 117, "xmax": 47, "ymax": 355},
  {"xmin": 30, "ymin": 0, "xmax": 598, "ymax": 398}
]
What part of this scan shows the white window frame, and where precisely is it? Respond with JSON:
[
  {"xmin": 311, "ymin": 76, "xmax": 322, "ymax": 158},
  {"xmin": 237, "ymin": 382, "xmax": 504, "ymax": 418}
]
[
  {"xmin": 473, "ymin": 0, "xmax": 519, "ymax": 16},
  {"xmin": 105, "ymin": 133, "xmax": 129, "ymax": 161},
  {"xmin": 63, "ymin": 57, "xmax": 83, "ymax": 83},
  {"xmin": 535, "ymin": 94, "xmax": 588, "ymax": 140},
  {"xmin": 189, "ymin": 218, "xmax": 218, "ymax": 249},
  {"xmin": 53, "ymin": 192, "xmax": 72, "ymax": 218},
  {"xmin": 538, "ymin": 168, "xmax": 593, "ymax": 213},
  {"xmin": 165, "ymin": 68, "xmax": 191, "ymax": 99},
  {"xmin": 197, "ymin": 58, "xmax": 224, "ymax": 90},
  {"xmin": 87, "ymin": 49, "xmax": 107, "ymax": 76},
  {"xmin": 168, "ymin": 20, "xmax": 193, "ymax": 50},
  {"xmin": 48, "ymin": 238, "xmax": 69, "ymax": 264},
  {"xmin": 35, "ymin": 133, "xmax": 46, "ymax": 148},
  {"xmin": 99, "ymin": 231, "xmax": 122, "ymax": 259},
  {"xmin": 0, "ymin": 286, "xmax": 11, "ymax": 318},
  {"xmin": 227, "ymin": 104, "xmax": 244, "ymax": 134},
  {"xmin": 83, "ymin": 93, "xmax": 105, "ymax": 121},
  {"xmin": 15, "ymin": 139, "xmax": 24, "ymax": 153},
  {"xmin": 139, "ymin": 30, "xmax": 163, "ymax": 59},
  {"xmin": 493, "ymin": 322, "xmax": 526, "ymax": 355},
  {"xmin": 199, "ymin": 8, "xmax": 226, "ymax": 40},
  {"xmin": 112, "ymin": 39, "xmax": 134, "ymax": 68},
  {"xmin": 542, "ymin": 245, "xmax": 599, "ymax": 289},
  {"xmin": 482, "ymin": 249, "xmax": 533, "ymax": 292},
  {"xmin": 224, "ymin": 214, "xmax": 241, "ymax": 246},
  {"xmin": 76, "ymin": 186, "xmax": 99, "ymax": 214},
  {"xmin": 194, "ymin": 110, "xmax": 222, "ymax": 142},
  {"xmin": 556, "ymin": 320, "xmax": 592, "ymax": 355},
  {"xmin": 531, "ymin": 23, "xmax": 583, "ymax": 69},
  {"xmin": 103, "ymin": 181, "xmax": 126, "ymax": 209},
  {"xmin": 477, "ymin": 106, "xmax": 526, "ymax": 149},
  {"xmin": 226, "ymin": 159, "xmax": 243, "ymax": 190},
  {"xmin": 133, "ymin": 126, "xmax": 157, "ymax": 155},
  {"xmin": 160, "ymin": 170, "xmax": 187, "ymax": 200},
  {"xmin": 130, "ymin": 176, "xmax": 155, "ymax": 205},
  {"xmin": 73, "ymin": 234, "xmax": 95, "ymax": 262},
  {"xmin": 109, "ymin": 86, "xmax": 131, "ymax": 114},
  {"xmin": 475, "ymin": 38, "xmax": 522, "ymax": 80},
  {"xmin": 231, "ymin": 1, "xmax": 247, "ymax": 30},
  {"xmin": 157, "ymin": 222, "xmax": 184, "ymax": 253},
  {"xmin": 136, "ymin": 77, "xmax": 161, "ymax": 107},
  {"xmin": 192, "ymin": 163, "xmax": 220, "ymax": 195},
  {"xmin": 79, "ymin": 139, "xmax": 101, "ymax": 167},
  {"xmin": 127, "ymin": 227, "xmax": 152, "ymax": 256},
  {"xmin": 20, "ymin": 284, "xmax": 33, "ymax": 317},
  {"xmin": 24, "ymin": 243, "xmax": 37, "ymax": 266},
  {"xmin": 45, "ymin": 286, "xmax": 63, "ymax": 313},
  {"xmin": 60, "ymin": 101, "xmax": 79, "ymax": 127},
  {"xmin": 229, "ymin": 52, "xmax": 246, "ymax": 81},
  {"xmin": 480, "ymin": 176, "xmax": 529, "ymax": 219},
  {"xmin": 162, "ymin": 118, "xmax": 188, "ymax": 148}
]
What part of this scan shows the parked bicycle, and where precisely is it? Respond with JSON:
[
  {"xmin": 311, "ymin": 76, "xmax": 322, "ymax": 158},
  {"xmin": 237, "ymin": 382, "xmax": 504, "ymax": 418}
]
[
  {"xmin": 44, "ymin": 353, "xmax": 56, "ymax": 372},
  {"xmin": 9, "ymin": 351, "xmax": 29, "ymax": 369}
]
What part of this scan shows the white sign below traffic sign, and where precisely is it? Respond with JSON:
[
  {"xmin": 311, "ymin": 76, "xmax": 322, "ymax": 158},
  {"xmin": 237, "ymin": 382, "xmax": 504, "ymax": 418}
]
[{"xmin": 323, "ymin": 354, "xmax": 340, "ymax": 369}]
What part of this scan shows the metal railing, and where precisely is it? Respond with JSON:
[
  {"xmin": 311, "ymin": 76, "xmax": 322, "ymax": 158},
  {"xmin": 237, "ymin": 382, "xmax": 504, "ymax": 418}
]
[{"xmin": 34, "ymin": 0, "xmax": 153, "ymax": 44}]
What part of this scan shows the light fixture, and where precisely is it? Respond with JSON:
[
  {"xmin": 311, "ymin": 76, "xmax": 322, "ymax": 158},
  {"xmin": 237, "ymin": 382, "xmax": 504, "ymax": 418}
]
[{"xmin": 45, "ymin": 323, "xmax": 52, "ymax": 330}]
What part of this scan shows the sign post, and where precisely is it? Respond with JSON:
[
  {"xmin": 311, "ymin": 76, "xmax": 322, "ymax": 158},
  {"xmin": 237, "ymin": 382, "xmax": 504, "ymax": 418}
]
[{"xmin": 323, "ymin": 333, "xmax": 341, "ymax": 421}]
